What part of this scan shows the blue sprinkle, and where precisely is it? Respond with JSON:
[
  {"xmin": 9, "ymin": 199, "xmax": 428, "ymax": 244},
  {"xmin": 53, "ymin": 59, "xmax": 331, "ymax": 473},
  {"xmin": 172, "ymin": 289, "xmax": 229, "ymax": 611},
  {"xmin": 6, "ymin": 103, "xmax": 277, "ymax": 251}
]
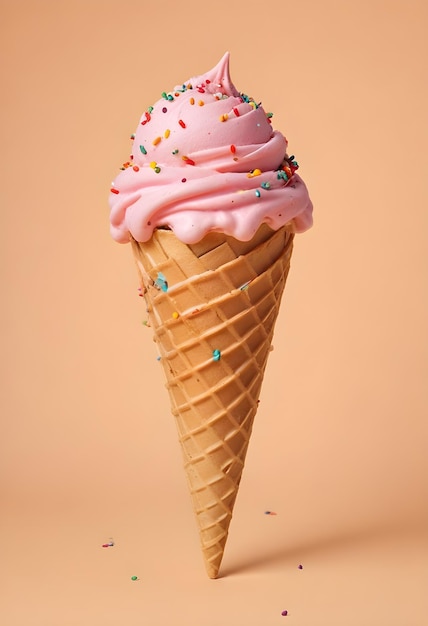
[
  {"xmin": 212, "ymin": 349, "xmax": 221, "ymax": 362},
  {"xmin": 255, "ymin": 190, "xmax": 261, "ymax": 198},
  {"xmin": 154, "ymin": 272, "xmax": 168, "ymax": 292},
  {"xmin": 156, "ymin": 356, "xmax": 161, "ymax": 361}
]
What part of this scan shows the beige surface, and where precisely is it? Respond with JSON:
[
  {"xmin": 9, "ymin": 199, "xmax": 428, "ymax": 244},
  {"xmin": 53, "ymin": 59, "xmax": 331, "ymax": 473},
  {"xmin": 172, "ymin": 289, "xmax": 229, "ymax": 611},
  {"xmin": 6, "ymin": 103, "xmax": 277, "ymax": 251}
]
[{"xmin": 1, "ymin": 0, "xmax": 428, "ymax": 624}]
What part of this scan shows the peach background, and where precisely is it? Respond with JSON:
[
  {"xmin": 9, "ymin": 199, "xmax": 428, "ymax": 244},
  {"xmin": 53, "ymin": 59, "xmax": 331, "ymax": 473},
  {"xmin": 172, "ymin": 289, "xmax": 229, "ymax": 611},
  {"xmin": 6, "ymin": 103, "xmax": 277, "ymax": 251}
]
[{"xmin": 1, "ymin": 0, "xmax": 427, "ymax": 624}]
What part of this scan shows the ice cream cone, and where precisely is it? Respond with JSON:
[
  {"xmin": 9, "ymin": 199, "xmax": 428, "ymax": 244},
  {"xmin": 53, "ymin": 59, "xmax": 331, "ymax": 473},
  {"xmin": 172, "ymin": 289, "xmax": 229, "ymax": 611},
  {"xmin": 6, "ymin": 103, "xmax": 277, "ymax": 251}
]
[{"xmin": 131, "ymin": 223, "xmax": 294, "ymax": 578}]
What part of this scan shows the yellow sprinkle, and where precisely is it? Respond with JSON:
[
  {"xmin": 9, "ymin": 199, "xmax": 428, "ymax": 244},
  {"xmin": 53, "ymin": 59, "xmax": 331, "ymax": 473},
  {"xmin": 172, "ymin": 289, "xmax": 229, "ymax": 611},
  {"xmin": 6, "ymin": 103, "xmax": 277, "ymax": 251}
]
[
  {"xmin": 190, "ymin": 97, "xmax": 195, "ymax": 105},
  {"xmin": 247, "ymin": 168, "xmax": 262, "ymax": 178},
  {"xmin": 249, "ymin": 101, "xmax": 257, "ymax": 109},
  {"xmin": 172, "ymin": 311, "xmax": 179, "ymax": 319},
  {"xmin": 150, "ymin": 161, "xmax": 157, "ymax": 169},
  {"xmin": 198, "ymin": 100, "xmax": 204, "ymax": 106},
  {"xmin": 164, "ymin": 129, "xmax": 170, "ymax": 138},
  {"xmin": 152, "ymin": 136, "xmax": 161, "ymax": 146}
]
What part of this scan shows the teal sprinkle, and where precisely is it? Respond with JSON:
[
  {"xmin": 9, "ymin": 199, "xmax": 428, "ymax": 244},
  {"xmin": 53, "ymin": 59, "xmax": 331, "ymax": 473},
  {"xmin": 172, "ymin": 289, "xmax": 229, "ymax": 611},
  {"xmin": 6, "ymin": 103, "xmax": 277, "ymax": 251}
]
[
  {"xmin": 255, "ymin": 190, "xmax": 261, "ymax": 197},
  {"xmin": 139, "ymin": 145, "xmax": 147, "ymax": 155},
  {"xmin": 277, "ymin": 170, "xmax": 289, "ymax": 181},
  {"xmin": 167, "ymin": 94, "xmax": 174, "ymax": 101},
  {"xmin": 212, "ymin": 349, "xmax": 221, "ymax": 362},
  {"xmin": 261, "ymin": 182, "xmax": 271, "ymax": 190},
  {"xmin": 155, "ymin": 272, "xmax": 168, "ymax": 291}
]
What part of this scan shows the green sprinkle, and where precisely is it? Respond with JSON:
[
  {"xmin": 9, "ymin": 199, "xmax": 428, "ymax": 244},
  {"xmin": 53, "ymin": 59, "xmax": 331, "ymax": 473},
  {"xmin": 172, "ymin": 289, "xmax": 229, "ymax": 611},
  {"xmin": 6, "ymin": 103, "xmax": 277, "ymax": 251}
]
[
  {"xmin": 154, "ymin": 166, "xmax": 161, "ymax": 173},
  {"xmin": 172, "ymin": 149, "xmax": 179, "ymax": 155},
  {"xmin": 161, "ymin": 92, "xmax": 168, "ymax": 99},
  {"xmin": 148, "ymin": 106, "xmax": 154, "ymax": 113},
  {"xmin": 131, "ymin": 576, "xmax": 138, "ymax": 581},
  {"xmin": 139, "ymin": 145, "xmax": 147, "ymax": 155},
  {"xmin": 267, "ymin": 112, "xmax": 273, "ymax": 118}
]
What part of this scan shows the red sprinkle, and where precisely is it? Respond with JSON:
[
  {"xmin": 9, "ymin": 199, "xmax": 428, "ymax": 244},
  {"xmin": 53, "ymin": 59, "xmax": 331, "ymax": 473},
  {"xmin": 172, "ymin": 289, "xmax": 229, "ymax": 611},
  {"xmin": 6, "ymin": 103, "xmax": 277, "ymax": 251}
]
[
  {"xmin": 110, "ymin": 188, "xmax": 119, "ymax": 194},
  {"xmin": 133, "ymin": 165, "xmax": 139, "ymax": 172},
  {"xmin": 183, "ymin": 156, "xmax": 195, "ymax": 166},
  {"xmin": 233, "ymin": 107, "xmax": 240, "ymax": 116},
  {"xmin": 178, "ymin": 119, "xmax": 186, "ymax": 128},
  {"xmin": 145, "ymin": 111, "xmax": 151, "ymax": 122},
  {"xmin": 230, "ymin": 144, "xmax": 236, "ymax": 154}
]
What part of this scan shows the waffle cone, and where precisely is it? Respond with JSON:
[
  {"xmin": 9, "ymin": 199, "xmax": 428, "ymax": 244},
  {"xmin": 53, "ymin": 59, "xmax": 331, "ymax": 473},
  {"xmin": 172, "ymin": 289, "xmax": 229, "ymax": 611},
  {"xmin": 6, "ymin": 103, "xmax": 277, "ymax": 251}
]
[{"xmin": 131, "ymin": 224, "xmax": 294, "ymax": 578}]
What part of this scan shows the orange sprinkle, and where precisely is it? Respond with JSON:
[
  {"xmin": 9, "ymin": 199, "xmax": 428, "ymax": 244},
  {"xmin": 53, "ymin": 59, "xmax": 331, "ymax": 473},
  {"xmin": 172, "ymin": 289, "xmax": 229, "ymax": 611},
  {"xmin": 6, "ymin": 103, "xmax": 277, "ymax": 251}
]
[
  {"xmin": 133, "ymin": 165, "xmax": 139, "ymax": 172},
  {"xmin": 220, "ymin": 114, "xmax": 228, "ymax": 122},
  {"xmin": 152, "ymin": 136, "xmax": 161, "ymax": 146},
  {"xmin": 190, "ymin": 97, "xmax": 195, "ymax": 105},
  {"xmin": 198, "ymin": 100, "xmax": 204, "ymax": 106},
  {"xmin": 172, "ymin": 311, "xmax": 179, "ymax": 319}
]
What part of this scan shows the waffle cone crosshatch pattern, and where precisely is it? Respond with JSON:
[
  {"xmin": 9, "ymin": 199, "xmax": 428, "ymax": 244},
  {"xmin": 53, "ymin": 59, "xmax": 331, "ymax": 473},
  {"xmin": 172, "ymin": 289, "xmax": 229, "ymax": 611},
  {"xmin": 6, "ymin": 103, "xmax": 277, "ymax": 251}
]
[{"xmin": 132, "ymin": 225, "xmax": 294, "ymax": 577}]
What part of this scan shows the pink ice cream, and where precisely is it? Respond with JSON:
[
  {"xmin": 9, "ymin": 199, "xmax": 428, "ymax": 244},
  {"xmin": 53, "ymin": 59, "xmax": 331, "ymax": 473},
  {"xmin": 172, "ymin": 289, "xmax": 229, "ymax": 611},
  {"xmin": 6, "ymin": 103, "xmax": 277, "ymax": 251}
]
[{"xmin": 109, "ymin": 53, "xmax": 313, "ymax": 244}]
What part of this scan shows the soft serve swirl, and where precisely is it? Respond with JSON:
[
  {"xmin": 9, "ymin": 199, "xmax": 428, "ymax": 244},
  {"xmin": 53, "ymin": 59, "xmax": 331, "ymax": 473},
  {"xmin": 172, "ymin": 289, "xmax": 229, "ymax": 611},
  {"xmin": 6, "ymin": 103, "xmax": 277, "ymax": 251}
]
[{"xmin": 109, "ymin": 53, "xmax": 313, "ymax": 244}]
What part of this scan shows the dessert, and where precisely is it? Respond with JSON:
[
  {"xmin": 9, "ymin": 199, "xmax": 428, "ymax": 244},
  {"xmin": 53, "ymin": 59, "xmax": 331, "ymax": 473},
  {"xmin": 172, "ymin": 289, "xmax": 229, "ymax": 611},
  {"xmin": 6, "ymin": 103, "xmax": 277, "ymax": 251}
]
[{"xmin": 109, "ymin": 53, "xmax": 313, "ymax": 578}]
